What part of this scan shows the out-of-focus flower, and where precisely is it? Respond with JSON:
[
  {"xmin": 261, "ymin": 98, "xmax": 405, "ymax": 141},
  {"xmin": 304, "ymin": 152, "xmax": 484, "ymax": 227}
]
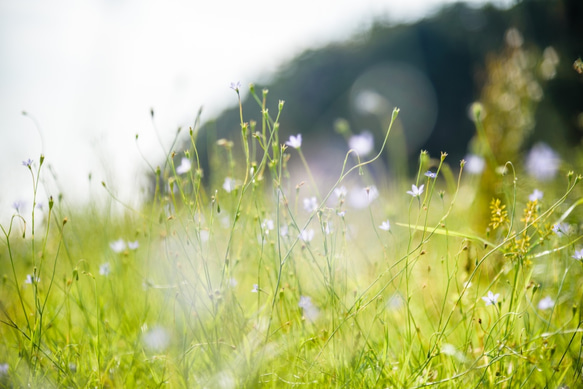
[
  {"xmin": 143, "ymin": 326, "xmax": 170, "ymax": 352},
  {"xmin": 464, "ymin": 154, "xmax": 485, "ymax": 174},
  {"xmin": 303, "ymin": 197, "xmax": 318, "ymax": 213},
  {"xmin": 348, "ymin": 186, "xmax": 379, "ymax": 209},
  {"xmin": 425, "ymin": 171, "xmax": 437, "ymax": 179},
  {"xmin": 251, "ymin": 284, "xmax": 259, "ymax": 293},
  {"xmin": 529, "ymin": 189, "xmax": 543, "ymax": 202},
  {"xmin": 280, "ymin": 224, "xmax": 289, "ymax": 237},
  {"xmin": 379, "ymin": 220, "xmax": 391, "ymax": 231},
  {"xmin": 176, "ymin": 158, "xmax": 191, "ymax": 175},
  {"xmin": 334, "ymin": 186, "xmax": 347, "ymax": 198},
  {"xmin": 110, "ymin": 239, "xmax": 126, "ymax": 253},
  {"xmin": 12, "ymin": 201, "xmax": 23, "ymax": 213},
  {"xmin": 552, "ymin": 222, "xmax": 573, "ymax": 237},
  {"xmin": 299, "ymin": 229, "xmax": 315, "ymax": 243},
  {"xmin": 285, "ymin": 134, "xmax": 302, "ymax": 149},
  {"xmin": 128, "ymin": 241, "xmax": 139, "ymax": 250},
  {"xmin": 99, "ymin": 263, "xmax": 111, "ymax": 276},
  {"xmin": 261, "ymin": 219, "xmax": 274, "ymax": 234},
  {"xmin": 538, "ymin": 296, "xmax": 555, "ymax": 310},
  {"xmin": 348, "ymin": 131, "xmax": 374, "ymax": 156},
  {"xmin": 573, "ymin": 249, "xmax": 583, "ymax": 261},
  {"xmin": 22, "ymin": 159, "xmax": 33, "ymax": 168},
  {"xmin": 299, "ymin": 295, "xmax": 319, "ymax": 321},
  {"xmin": 525, "ymin": 142, "xmax": 560, "ymax": 181},
  {"xmin": 223, "ymin": 177, "xmax": 236, "ymax": 193},
  {"xmin": 25, "ymin": 274, "xmax": 40, "ymax": 284}
]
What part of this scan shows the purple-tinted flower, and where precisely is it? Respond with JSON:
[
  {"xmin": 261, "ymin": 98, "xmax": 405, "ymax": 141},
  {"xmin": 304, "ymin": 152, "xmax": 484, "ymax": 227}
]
[
  {"xmin": 525, "ymin": 142, "xmax": 560, "ymax": 181},
  {"xmin": 538, "ymin": 296, "xmax": 555, "ymax": 310},
  {"xmin": 12, "ymin": 201, "xmax": 23, "ymax": 213},
  {"xmin": 573, "ymin": 249, "xmax": 583, "ymax": 261},
  {"xmin": 99, "ymin": 263, "xmax": 111, "ymax": 276},
  {"xmin": 128, "ymin": 241, "xmax": 139, "ymax": 250},
  {"xmin": 425, "ymin": 171, "xmax": 437, "ymax": 179},
  {"xmin": 299, "ymin": 295, "xmax": 319, "ymax": 321},
  {"xmin": 251, "ymin": 284, "xmax": 259, "ymax": 293},
  {"xmin": 529, "ymin": 189, "xmax": 543, "ymax": 202},
  {"xmin": 552, "ymin": 222, "xmax": 572, "ymax": 237},
  {"xmin": 22, "ymin": 159, "xmax": 33, "ymax": 168},
  {"xmin": 285, "ymin": 134, "xmax": 302, "ymax": 149},
  {"xmin": 229, "ymin": 81, "xmax": 241, "ymax": 92}
]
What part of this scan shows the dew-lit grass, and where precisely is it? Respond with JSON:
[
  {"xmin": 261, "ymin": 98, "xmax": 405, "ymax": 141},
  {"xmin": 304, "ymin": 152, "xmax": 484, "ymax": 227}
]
[{"xmin": 1, "ymin": 84, "xmax": 582, "ymax": 388}]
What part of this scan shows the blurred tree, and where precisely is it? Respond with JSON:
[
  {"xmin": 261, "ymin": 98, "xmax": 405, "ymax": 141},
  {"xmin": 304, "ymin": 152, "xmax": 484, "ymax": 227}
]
[{"xmin": 165, "ymin": 0, "xmax": 582, "ymax": 193}]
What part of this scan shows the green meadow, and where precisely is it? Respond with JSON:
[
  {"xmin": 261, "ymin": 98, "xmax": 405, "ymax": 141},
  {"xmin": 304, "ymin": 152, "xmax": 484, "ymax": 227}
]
[{"xmin": 2, "ymin": 74, "xmax": 583, "ymax": 388}]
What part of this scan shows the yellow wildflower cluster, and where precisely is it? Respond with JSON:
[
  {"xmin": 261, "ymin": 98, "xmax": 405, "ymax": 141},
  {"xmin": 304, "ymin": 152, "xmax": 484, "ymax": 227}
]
[{"xmin": 489, "ymin": 198, "xmax": 509, "ymax": 230}]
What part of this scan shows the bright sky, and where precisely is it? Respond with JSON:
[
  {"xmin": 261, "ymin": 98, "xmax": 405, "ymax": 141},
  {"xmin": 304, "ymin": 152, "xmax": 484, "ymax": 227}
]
[{"xmin": 0, "ymin": 0, "xmax": 512, "ymax": 220}]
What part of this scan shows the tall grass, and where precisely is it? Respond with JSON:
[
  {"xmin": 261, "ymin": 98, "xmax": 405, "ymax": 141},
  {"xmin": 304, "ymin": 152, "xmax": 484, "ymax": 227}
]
[{"xmin": 1, "ymin": 84, "xmax": 582, "ymax": 388}]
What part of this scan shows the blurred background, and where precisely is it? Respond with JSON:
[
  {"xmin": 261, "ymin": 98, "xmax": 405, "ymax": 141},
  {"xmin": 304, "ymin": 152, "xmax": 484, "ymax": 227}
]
[{"xmin": 1, "ymin": 0, "xmax": 581, "ymax": 222}]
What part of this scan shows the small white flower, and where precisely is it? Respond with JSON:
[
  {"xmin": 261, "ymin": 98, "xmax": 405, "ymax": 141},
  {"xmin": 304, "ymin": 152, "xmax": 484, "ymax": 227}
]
[
  {"xmin": 529, "ymin": 189, "xmax": 543, "ymax": 202},
  {"xmin": 251, "ymin": 284, "xmax": 259, "ymax": 293},
  {"xmin": 348, "ymin": 186, "xmax": 379, "ymax": 209},
  {"xmin": 337, "ymin": 211, "xmax": 346, "ymax": 217},
  {"xmin": 482, "ymin": 291, "xmax": 500, "ymax": 306},
  {"xmin": 285, "ymin": 134, "xmax": 302, "ymax": 149},
  {"xmin": 261, "ymin": 219, "xmax": 274, "ymax": 234},
  {"xmin": 110, "ymin": 239, "xmax": 126, "ymax": 253},
  {"xmin": 299, "ymin": 295, "xmax": 319, "ymax": 321},
  {"xmin": 379, "ymin": 220, "xmax": 391, "ymax": 231},
  {"xmin": 0, "ymin": 363, "xmax": 8, "ymax": 375},
  {"xmin": 229, "ymin": 278, "xmax": 238, "ymax": 288},
  {"xmin": 407, "ymin": 184, "xmax": 424, "ymax": 198},
  {"xmin": 303, "ymin": 197, "xmax": 318, "ymax": 213},
  {"xmin": 334, "ymin": 186, "xmax": 347, "ymax": 198},
  {"xmin": 464, "ymin": 154, "xmax": 485, "ymax": 174},
  {"xmin": 573, "ymin": 249, "xmax": 583, "ymax": 261},
  {"xmin": 299, "ymin": 229, "xmax": 315, "ymax": 243},
  {"xmin": 176, "ymin": 158, "xmax": 191, "ymax": 174},
  {"xmin": 25, "ymin": 274, "xmax": 39, "ymax": 284},
  {"xmin": 143, "ymin": 326, "xmax": 170, "ymax": 351},
  {"xmin": 99, "ymin": 263, "xmax": 111, "ymax": 276},
  {"xmin": 348, "ymin": 131, "xmax": 374, "ymax": 156},
  {"xmin": 538, "ymin": 296, "xmax": 555, "ymax": 310},
  {"xmin": 223, "ymin": 177, "xmax": 236, "ymax": 193},
  {"xmin": 323, "ymin": 222, "xmax": 333, "ymax": 235},
  {"xmin": 128, "ymin": 241, "xmax": 139, "ymax": 250},
  {"xmin": 280, "ymin": 224, "xmax": 289, "ymax": 237}
]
